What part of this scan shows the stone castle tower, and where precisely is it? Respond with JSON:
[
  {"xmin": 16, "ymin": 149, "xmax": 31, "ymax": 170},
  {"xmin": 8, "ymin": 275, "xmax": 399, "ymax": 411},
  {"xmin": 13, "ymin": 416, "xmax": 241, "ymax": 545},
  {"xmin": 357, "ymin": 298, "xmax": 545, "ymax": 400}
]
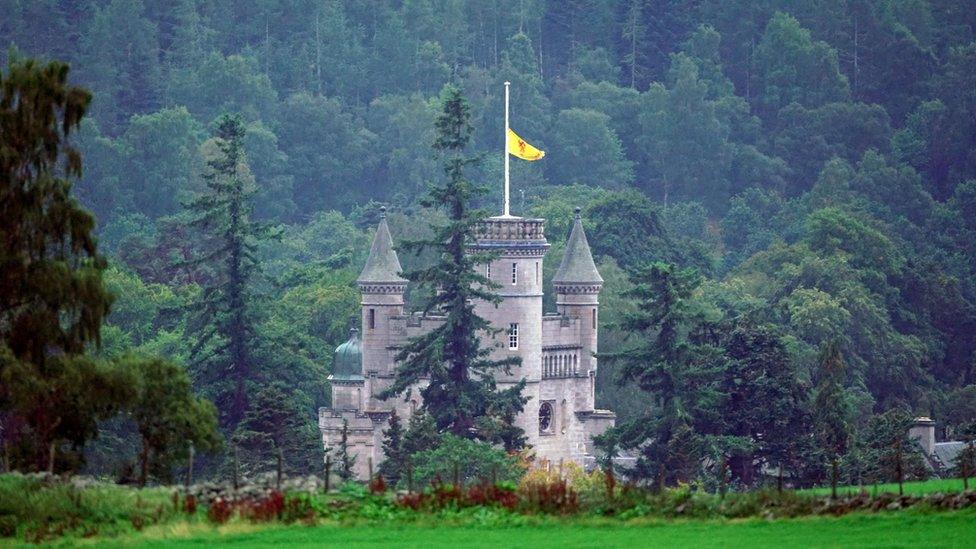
[{"xmin": 319, "ymin": 208, "xmax": 615, "ymax": 479}]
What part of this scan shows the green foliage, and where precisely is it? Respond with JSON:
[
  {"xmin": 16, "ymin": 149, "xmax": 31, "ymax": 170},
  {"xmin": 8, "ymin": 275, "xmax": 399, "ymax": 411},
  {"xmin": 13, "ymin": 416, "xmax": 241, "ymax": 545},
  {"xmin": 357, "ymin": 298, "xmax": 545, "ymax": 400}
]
[
  {"xmin": 596, "ymin": 262, "xmax": 716, "ymax": 485},
  {"xmin": 547, "ymin": 108, "xmax": 633, "ymax": 188},
  {"xmin": 0, "ymin": 55, "xmax": 125, "ymax": 471},
  {"xmin": 753, "ymin": 12, "xmax": 850, "ymax": 117},
  {"xmin": 181, "ymin": 114, "xmax": 268, "ymax": 427},
  {"xmin": 0, "ymin": 474, "xmax": 183, "ymax": 542},
  {"xmin": 407, "ymin": 435, "xmax": 524, "ymax": 488},
  {"xmin": 845, "ymin": 408, "xmax": 930, "ymax": 485},
  {"xmin": 233, "ymin": 382, "xmax": 319, "ymax": 478},
  {"xmin": 123, "ymin": 356, "xmax": 221, "ymax": 486},
  {"xmin": 6, "ymin": 0, "xmax": 976, "ymax": 484},
  {"xmin": 381, "ymin": 86, "xmax": 527, "ymax": 448},
  {"xmin": 378, "ymin": 410, "xmax": 406, "ymax": 485},
  {"xmin": 335, "ymin": 420, "xmax": 355, "ymax": 482}
]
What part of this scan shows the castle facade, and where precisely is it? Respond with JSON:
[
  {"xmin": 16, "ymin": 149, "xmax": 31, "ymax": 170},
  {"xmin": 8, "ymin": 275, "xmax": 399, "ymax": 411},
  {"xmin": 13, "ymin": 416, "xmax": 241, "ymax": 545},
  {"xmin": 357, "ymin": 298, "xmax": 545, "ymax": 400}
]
[{"xmin": 319, "ymin": 209, "xmax": 615, "ymax": 479}]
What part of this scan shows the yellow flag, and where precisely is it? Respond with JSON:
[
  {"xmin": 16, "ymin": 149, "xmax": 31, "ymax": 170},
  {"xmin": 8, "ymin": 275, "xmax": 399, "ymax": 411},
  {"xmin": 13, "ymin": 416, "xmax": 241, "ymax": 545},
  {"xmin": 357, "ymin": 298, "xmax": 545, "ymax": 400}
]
[{"xmin": 507, "ymin": 128, "xmax": 545, "ymax": 161}]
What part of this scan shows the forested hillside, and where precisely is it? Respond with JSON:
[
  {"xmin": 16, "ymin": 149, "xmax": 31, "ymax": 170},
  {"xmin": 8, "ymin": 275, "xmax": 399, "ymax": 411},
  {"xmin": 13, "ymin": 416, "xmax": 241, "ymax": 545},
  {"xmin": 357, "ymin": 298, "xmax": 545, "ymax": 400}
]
[{"xmin": 3, "ymin": 0, "xmax": 976, "ymax": 481}]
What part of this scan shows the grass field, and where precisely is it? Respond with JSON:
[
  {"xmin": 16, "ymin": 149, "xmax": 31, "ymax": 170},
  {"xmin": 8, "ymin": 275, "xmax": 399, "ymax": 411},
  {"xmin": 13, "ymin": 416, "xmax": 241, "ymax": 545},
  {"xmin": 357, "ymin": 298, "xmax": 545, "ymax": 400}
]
[
  {"xmin": 801, "ymin": 478, "xmax": 970, "ymax": 497},
  {"xmin": 86, "ymin": 509, "xmax": 976, "ymax": 548}
]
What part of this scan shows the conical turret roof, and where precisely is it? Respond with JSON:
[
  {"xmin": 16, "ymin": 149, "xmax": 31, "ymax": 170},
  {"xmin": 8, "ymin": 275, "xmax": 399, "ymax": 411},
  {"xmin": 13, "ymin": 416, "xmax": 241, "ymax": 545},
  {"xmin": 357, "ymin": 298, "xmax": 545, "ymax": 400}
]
[
  {"xmin": 553, "ymin": 208, "xmax": 603, "ymax": 285},
  {"xmin": 358, "ymin": 207, "xmax": 406, "ymax": 284}
]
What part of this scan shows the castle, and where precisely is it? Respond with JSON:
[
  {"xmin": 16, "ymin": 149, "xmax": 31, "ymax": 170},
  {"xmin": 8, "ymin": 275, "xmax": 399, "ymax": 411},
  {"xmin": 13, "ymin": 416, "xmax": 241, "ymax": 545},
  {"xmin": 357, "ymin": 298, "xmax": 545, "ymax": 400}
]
[{"xmin": 318, "ymin": 209, "xmax": 615, "ymax": 479}]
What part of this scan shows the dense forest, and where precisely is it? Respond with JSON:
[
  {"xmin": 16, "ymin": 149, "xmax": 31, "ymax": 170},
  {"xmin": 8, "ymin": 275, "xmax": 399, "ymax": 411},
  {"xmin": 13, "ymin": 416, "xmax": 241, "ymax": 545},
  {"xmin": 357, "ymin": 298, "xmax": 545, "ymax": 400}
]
[{"xmin": 3, "ymin": 0, "xmax": 976, "ymax": 484}]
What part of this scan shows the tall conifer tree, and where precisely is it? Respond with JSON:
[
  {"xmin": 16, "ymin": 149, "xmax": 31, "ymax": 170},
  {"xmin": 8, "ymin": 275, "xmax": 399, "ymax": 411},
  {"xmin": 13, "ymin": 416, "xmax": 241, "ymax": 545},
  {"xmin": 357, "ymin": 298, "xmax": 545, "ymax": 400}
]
[
  {"xmin": 0, "ymin": 57, "xmax": 137, "ymax": 471},
  {"xmin": 596, "ymin": 262, "xmax": 718, "ymax": 484},
  {"xmin": 182, "ymin": 114, "xmax": 266, "ymax": 426},
  {"xmin": 380, "ymin": 85, "xmax": 527, "ymax": 449}
]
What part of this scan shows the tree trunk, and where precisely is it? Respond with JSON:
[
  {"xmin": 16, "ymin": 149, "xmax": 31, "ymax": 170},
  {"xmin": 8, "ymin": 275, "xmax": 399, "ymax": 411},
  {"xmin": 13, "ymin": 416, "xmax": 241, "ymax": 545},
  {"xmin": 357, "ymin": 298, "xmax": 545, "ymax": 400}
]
[{"xmin": 139, "ymin": 440, "xmax": 150, "ymax": 487}]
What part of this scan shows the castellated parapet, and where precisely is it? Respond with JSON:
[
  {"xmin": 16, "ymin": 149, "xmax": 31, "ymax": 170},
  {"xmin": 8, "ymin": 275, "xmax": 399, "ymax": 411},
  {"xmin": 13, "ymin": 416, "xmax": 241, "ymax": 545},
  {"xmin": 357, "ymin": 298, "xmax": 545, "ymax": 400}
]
[{"xmin": 319, "ymin": 208, "xmax": 615, "ymax": 479}]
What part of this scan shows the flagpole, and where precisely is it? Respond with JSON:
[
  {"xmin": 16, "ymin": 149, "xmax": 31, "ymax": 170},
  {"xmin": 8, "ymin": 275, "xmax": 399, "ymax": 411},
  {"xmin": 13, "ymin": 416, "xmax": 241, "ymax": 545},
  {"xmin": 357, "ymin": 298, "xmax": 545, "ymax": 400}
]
[{"xmin": 504, "ymin": 81, "xmax": 510, "ymax": 217}]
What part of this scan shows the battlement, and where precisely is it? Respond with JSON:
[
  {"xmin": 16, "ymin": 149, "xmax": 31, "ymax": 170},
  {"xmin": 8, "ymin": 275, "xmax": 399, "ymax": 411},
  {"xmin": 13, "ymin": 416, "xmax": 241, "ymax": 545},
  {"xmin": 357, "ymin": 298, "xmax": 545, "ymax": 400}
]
[{"xmin": 472, "ymin": 216, "xmax": 549, "ymax": 252}]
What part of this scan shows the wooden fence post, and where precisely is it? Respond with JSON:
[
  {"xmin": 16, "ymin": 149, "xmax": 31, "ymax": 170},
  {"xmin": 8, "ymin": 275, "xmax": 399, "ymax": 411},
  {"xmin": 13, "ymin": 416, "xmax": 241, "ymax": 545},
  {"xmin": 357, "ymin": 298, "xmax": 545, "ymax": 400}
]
[
  {"xmin": 233, "ymin": 445, "xmax": 240, "ymax": 491},
  {"xmin": 324, "ymin": 455, "xmax": 331, "ymax": 493},
  {"xmin": 407, "ymin": 459, "xmax": 414, "ymax": 493},
  {"xmin": 831, "ymin": 459, "xmax": 839, "ymax": 500},
  {"xmin": 276, "ymin": 447, "xmax": 283, "ymax": 491},
  {"xmin": 185, "ymin": 444, "xmax": 194, "ymax": 488},
  {"xmin": 777, "ymin": 462, "xmax": 784, "ymax": 494},
  {"xmin": 47, "ymin": 441, "xmax": 56, "ymax": 474},
  {"xmin": 896, "ymin": 440, "xmax": 904, "ymax": 496}
]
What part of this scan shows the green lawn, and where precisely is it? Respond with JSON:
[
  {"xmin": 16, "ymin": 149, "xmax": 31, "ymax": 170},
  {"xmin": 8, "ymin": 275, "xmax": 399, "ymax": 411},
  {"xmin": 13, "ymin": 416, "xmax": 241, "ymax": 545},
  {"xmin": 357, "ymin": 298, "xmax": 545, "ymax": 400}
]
[
  {"xmin": 801, "ymin": 478, "xmax": 971, "ymax": 497},
  {"xmin": 83, "ymin": 509, "xmax": 976, "ymax": 548}
]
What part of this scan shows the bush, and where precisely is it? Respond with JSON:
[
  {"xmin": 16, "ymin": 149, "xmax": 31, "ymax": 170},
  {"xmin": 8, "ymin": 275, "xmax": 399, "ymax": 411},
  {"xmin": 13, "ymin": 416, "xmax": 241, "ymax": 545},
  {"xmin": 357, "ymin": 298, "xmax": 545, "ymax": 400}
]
[
  {"xmin": 406, "ymin": 435, "xmax": 524, "ymax": 489},
  {"xmin": 0, "ymin": 473, "xmax": 180, "ymax": 542}
]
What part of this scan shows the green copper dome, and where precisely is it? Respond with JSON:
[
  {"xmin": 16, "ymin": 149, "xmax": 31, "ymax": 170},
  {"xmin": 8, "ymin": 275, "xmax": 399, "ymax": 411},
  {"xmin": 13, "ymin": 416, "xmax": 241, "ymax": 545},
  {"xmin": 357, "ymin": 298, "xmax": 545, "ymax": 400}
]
[{"xmin": 331, "ymin": 328, "xmax": 363, "ymax": 380}]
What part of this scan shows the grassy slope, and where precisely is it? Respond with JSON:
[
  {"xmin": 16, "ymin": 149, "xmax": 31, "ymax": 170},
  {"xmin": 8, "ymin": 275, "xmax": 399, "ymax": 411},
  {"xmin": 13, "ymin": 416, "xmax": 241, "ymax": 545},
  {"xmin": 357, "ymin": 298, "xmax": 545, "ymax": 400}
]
[
  {"xmin": 801, "ymin": 478, "xmax": 970, "ymax": 497},
  {"xmin": 107, "ymin": 509, "xmax": 976, "ymax": 548}
]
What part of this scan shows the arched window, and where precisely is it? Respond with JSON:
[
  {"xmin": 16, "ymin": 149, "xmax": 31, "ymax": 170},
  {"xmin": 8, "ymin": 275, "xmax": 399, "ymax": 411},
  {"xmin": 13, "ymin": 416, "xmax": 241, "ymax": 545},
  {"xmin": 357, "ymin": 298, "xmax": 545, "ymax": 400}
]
[{"xmin": 539, "ymin": 402, "xmax": 554, "ymax": 434}]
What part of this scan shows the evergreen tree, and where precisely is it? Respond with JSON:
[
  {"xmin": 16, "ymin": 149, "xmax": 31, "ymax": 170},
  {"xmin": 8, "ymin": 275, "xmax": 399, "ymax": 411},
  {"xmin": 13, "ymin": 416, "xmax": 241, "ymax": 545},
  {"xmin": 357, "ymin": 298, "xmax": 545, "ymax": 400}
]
[
  {"xmin": 401, "ymin": 410, "xmax": 440, "ymax": 459},
  {"xmin": 380, "ymin": 85, "xmax": 527, "ymax": 449},
  {"xmin": 335, "ymin": 419, "xmax": 355, "ymax": 482},
  {"xmin": 596, "ymin": 262, "xmax": 719, "ymax": 485},
  {"xmin": 718, "ymin": 324, "xmax": 809, "ymax": 486},
  {"xmin": 620, "ymin": 0, "xmax": 647, "ymax": 89},
  {"xmin": 182, "ymin": 114, "xmax": 267, "ymax": 427},
  {"xmin": 378, "ymin": 409, "xmax": 406, "ymax": 484},
  {"xmin": 0, "ymin": 56, "xmax": 131, "ymax": 471},
  {"xmin": 233, "ymin": 382, "xmax": 321, "ymax": 477}
]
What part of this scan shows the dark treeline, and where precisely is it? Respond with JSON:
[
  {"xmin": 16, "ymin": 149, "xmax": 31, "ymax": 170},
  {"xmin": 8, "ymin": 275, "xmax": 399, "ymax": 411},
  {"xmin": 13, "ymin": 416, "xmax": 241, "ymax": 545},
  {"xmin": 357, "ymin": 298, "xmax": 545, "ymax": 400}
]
[{"xmin": 2, "ymin": 0, "xmax": 976, "ymax": 486}]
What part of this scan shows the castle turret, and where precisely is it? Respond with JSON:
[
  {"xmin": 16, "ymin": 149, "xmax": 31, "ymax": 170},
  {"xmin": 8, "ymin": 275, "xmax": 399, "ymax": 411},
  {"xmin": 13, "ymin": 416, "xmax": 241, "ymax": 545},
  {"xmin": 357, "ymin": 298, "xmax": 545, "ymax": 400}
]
[
  {"xmin": 358, "ymin": 207, "xmax": 407, "ymax": 380},
  {"xmin": 471, "ymin": 216, "xmax": 550, "ymax": 382},
  {"xmin": 553, "ymin": 208, "xmax": 603, "ymax": 384},
  {"xmin": 328, "ymin": 328, "xmax": 364, "ymax": 410}
]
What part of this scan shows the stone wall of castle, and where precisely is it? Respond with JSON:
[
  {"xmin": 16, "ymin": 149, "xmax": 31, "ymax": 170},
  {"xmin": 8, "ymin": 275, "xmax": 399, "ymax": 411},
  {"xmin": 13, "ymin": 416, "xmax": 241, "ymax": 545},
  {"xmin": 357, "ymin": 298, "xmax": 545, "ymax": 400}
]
[{"xmin": 319, "ymin": 213, "xmax": 615, "ymax": 480}]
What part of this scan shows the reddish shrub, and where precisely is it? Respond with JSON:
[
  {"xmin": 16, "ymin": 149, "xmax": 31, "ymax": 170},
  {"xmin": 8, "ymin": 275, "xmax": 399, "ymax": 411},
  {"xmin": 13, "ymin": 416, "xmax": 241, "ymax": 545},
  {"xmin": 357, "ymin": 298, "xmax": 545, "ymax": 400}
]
[
  {"xmin": 520, "ymin": 478, "xmax": 580, "ymax": 514},
  {"xmin": 184, "ymin": 494, "xmax": 197, "ymax": 515},
  {"xmin": 244, "ymin": 490, "xmax": 285, "ymax": 522},
  {"xmin": 369, "ymin": 475, "xmax": 387, "ymax": 494},
  {"xmin": 207, "ymin": 498, "xmax": 233, "ymax": 524}
]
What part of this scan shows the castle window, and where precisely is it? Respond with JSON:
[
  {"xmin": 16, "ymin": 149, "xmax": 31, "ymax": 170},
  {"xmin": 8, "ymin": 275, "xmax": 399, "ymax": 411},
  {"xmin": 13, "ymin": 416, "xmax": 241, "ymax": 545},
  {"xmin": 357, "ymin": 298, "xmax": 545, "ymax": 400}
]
[
  {"xmin": 511, "ymin": 262, "xmax": 517, "ymax": 284},
  {"xmin": 539, "ymin": 402, "xmax": 554, "ymax": 434},
  {"xmin": 592, "ymin": 308, "xmax": 597, "ymax": 329},
  {"xmin": 368, "ymin": 308, "xmax": 376, "ymax": 330},
  {"xmin": 508, "ymin": 323, "xmax": 519, "ymax": 350},
  {"xmin": 535, "ymin": 262, "xmax": 539, "ymax": 284},
  {"xmin": 486, "ymin": 262, "xmax": 491, "ymax": 279}
]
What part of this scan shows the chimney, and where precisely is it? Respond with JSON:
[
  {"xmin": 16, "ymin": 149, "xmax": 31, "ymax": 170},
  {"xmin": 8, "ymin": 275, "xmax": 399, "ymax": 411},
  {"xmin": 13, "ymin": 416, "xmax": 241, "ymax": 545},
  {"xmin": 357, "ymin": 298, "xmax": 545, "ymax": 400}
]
[{"xmin": 909, "ymin": 416, "xmax": 936, "ymax": 456}]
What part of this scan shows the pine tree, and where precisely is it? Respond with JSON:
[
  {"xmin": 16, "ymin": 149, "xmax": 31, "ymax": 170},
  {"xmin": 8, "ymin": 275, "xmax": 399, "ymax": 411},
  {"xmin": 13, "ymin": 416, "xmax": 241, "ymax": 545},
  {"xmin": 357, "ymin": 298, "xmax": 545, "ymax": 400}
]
[
  {"xmin": 620, "ymin": 0, "xmax": 647, "ymax": 89},
  {"xmin": 182, "ymin": 114, "xmax": 268, "ymax": 427},
  {"xmin": 380, "ymin": 85, "xmax": 527, "ymax": 449},
  {"xmin": 378, "ymin": 409, "xmax": 406, "ymax": 484},
  {"xmin": 335, "ymin": 419, "xmax": 355, "ymax": 482},
  {"xmin": 233, "ymin": 382, "xmax": 320, "ymax": 477},
  {"xmin": 595, "ymin": 262, "xmax": 717, "ymax": 485},
  {"xmin": 401, "ymin": 410, "xmax": 440, "ymax": 458}
]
